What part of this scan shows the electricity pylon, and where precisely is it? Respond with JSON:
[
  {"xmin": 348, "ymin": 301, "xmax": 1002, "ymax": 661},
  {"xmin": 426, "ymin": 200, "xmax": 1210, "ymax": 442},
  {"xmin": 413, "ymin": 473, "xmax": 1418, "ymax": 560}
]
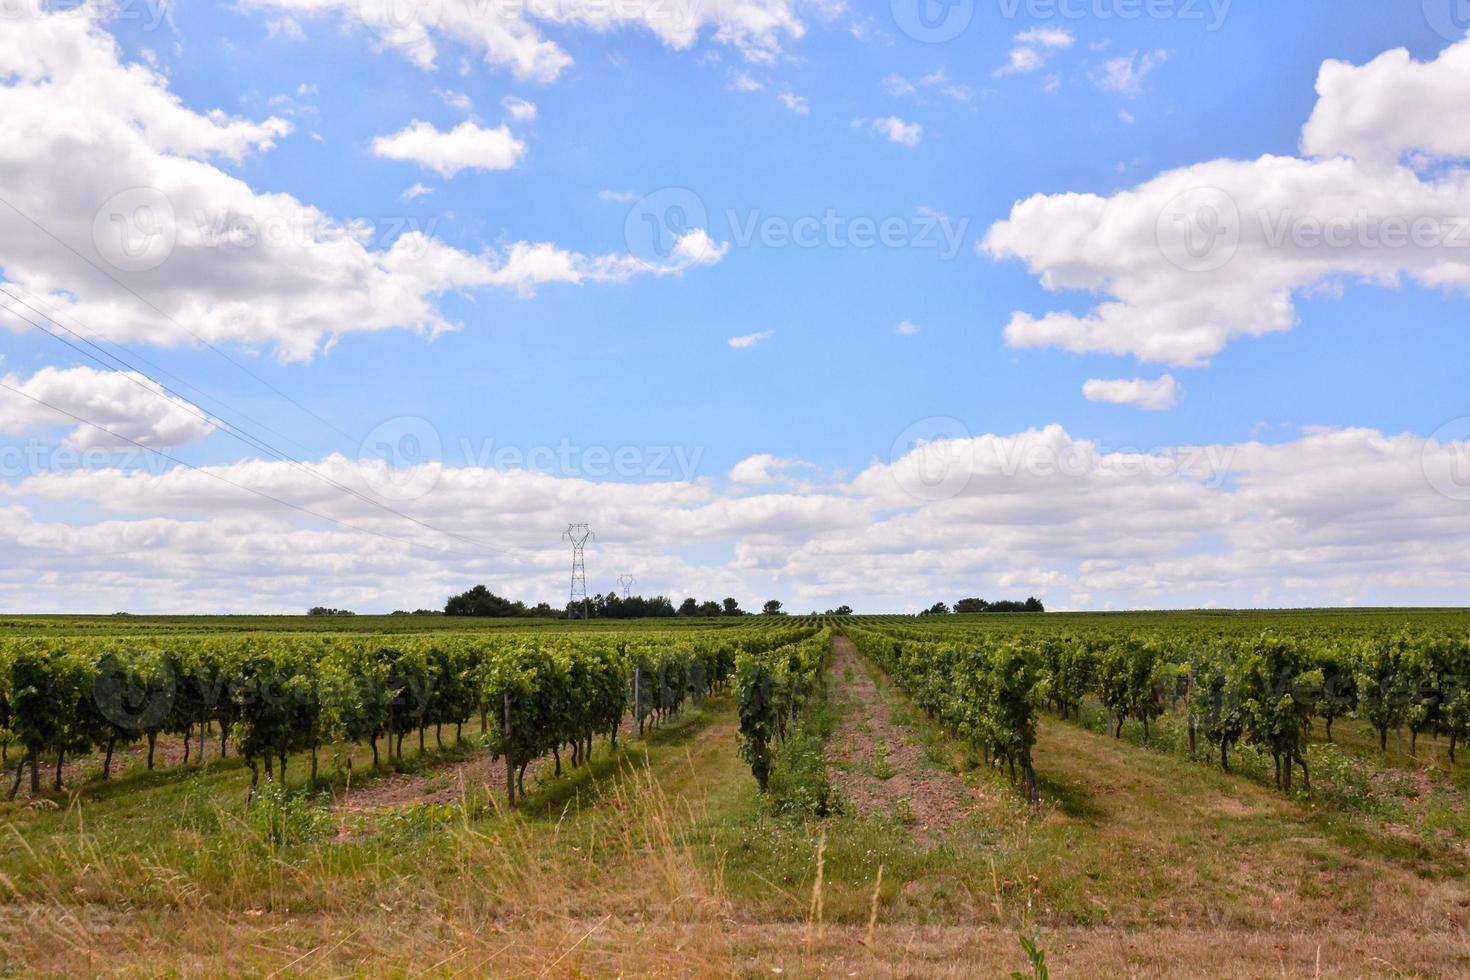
[{"xmin": 563, "ymin": 523, "xmax": 593, "ymax": 619}]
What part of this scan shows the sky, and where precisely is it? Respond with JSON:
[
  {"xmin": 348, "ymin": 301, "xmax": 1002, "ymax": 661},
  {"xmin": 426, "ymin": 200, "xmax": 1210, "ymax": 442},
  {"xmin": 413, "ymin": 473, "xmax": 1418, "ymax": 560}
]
[{"xmin": 3, "ymin": 0, "xmax": 1470, "ymax": 613}]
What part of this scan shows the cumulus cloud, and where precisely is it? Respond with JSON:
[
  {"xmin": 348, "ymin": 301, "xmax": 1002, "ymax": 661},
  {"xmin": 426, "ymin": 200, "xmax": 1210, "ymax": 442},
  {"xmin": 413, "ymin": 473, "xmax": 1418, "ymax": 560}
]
[
  {"xmin": 6, "ymin": 423, "xmax": 1470, "ymax": 612},
  {"xmin": 1082, "ymin": 375, "xmax": 1180, "ymax": 411},
  {"xmin": 242, "ymin": 0, "xmax": 805, "ymax": 83},
  {"xmin": 1302, "ymin": 40, "xmax": 1470, "ymax": 170},
  {"xmin": 372, "ymin": 120, "xmax": 526, "ymax": 176},
  {"xmin": 896, "ymin": 320, "xmax": 919, "ymax": 336},
  {"xmin": 0, "ymin": 8, "xmax": 722, "ymax": 363},
  {"xmin": 983, "ymin": 35, "xmax": 1470, "ymax": 367},
  {"xmin": 0, "ymin": 365, "xmax": 217, "ymax": 449}
]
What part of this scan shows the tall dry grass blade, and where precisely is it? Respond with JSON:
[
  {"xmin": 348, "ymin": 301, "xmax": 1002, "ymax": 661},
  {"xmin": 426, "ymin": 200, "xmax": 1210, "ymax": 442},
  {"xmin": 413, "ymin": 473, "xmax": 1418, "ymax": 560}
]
[
  {"xmin": 537, "ymin": 914, "xmax": 611, "ymax": 978},
  {"xmin": 865, "ymin": 864, "xmax": 885, "ymax": 948},
  {"xmin": 806, "ymin": 830, "xmax": 826, "ymax": 947}
]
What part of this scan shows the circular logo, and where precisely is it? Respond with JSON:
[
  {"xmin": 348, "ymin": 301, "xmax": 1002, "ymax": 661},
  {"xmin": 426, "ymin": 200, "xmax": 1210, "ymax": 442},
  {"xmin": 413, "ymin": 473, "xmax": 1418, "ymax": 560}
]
[
  {"xmin": 889, "ymin": 416, "xmax": 976, "ymax": 501},
  {"xmin": 0, "ymin": 0, "xmax": 36, "ymax": 20},
  {"xmin": 358, "ymin": 0, "xmax": 443, "ymax": 48},
  {"xmin": 1155, "ymin": 186, "xmax": 1241, "ymax": 273},
  {"xmin": 1422, "ymin": 416, "xmax": 1470, "ymax": 502},
  {"xmin": 358, "ymin": 416, "xmax": 443, "ymax": 503},
  {"xmin": 92, "ymin": 187, "xmax": 177, "ymax": 273},
  {"xmin": 890, "ymin": 0, "xmax": 973, "ymax": 43},
  {"xmin": 1424, "ymin": 0, "xmax": 1470, "ymax": 41},
  {"xmin": 624, "ymin": 187, "xmax": 709, "ymax": 267},
  {"xmin": 93, "ymin": 657, "xmax": 175, "ymax": 732}
]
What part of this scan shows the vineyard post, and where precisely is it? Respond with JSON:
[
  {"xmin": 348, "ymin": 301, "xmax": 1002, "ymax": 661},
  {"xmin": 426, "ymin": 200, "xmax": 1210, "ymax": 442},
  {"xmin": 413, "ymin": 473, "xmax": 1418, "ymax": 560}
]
[
  {"xmin": 503, "ymin": 690, "xmax": 515, "ymax": 809},
  {"xmin": 633, "ymin": 666, "xmax": 641, "ymax": 737}
]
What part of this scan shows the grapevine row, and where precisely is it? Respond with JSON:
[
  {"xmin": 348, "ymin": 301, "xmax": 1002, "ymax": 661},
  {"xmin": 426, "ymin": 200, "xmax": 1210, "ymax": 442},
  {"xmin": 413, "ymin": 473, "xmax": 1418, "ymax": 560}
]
[{"xmin": 0, "ymin": 626, "xmax": 816, "ymax": 804}]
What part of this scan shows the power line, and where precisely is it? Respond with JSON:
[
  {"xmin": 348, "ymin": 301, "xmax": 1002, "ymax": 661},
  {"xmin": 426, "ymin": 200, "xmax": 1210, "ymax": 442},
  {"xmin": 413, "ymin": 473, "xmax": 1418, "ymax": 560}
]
[
  {"xmin": 0, "ymin": 380, "xmax": 499, "ymax": 563},
  {"xmin": 0, "ymin": 194, "xmax": 359, "ymax": 446},
  {"xmin": 0, "ymin": 281, "xmax": 321, "ymax": 459},
  {"xmin": 617, "ymin": 573, "xmax": 634, "ymax": 600},
  {"xmin": 0, "ymin": 288, "xmax": 532, "ymax": 559}
]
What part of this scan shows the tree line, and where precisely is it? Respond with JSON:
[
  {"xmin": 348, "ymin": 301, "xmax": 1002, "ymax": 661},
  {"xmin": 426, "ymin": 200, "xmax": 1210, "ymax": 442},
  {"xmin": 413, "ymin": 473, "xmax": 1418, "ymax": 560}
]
[
  {"xmin": 920, "ymin": 597, "xmax": 1046, "ymax": 615},
  {"xmin": 441, "ymin": 585, "xmax": 790, "ymax": 620}
]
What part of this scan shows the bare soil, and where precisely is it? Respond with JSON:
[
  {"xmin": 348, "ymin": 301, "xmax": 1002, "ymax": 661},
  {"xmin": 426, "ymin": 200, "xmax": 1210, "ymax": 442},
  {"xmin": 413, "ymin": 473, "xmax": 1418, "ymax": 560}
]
[{"xmin": 824, "ymin": 635, "xmax": 979, "ymax": 838}]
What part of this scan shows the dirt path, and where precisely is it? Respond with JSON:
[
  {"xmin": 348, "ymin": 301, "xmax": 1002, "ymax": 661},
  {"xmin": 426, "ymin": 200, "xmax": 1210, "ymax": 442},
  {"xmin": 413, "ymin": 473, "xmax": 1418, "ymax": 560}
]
[{"xmin": 825, "ymin": 635, "xmax": 978, "ymax": 838}]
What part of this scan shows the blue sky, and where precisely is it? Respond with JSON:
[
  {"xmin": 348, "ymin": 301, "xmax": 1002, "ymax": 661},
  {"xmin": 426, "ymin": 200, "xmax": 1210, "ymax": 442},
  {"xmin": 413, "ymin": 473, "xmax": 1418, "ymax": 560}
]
[{"xmin": 3, "ymin": 0, "xmax": 1470, "ymax": 613}]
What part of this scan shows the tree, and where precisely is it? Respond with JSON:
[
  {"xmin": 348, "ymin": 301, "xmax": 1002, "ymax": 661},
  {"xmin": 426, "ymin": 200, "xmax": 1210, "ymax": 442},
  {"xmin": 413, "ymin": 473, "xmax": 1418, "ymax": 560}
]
[
  {"xmin": 722, "ymin": 598, "xmax": 743, "ymax": 616},
  {"xmin": 824, "ymin": 605, "xmax": 853, "ymax": 616},
  {"xmin": 677, "ymin": 597, "xmax": 699, "ymax": 617},
  {"xmin": 445, "ymin": 585, "xmax": 527, "ymax": 618},
  {"xmin": 698, "ymin": 600, "xmax": 723, "ymax": 617},
  {"xmin": 762, "ymin": 600, "xmax": 785, "ymax": 616},
  {"xmin": 921, "ymin": 602, "xmax": 951, "ymax": 616}
]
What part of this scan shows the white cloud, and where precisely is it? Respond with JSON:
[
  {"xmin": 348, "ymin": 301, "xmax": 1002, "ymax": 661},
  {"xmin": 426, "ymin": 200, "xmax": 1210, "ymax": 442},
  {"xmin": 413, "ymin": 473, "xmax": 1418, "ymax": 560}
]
[
  {"xmin": 888, "ymin": 69, "xmax": 971, "ymax": 102},
  {"xmin": 7, "ymin": 423, "xmax": 1470, "ymax": 612},
  {"xmin": 729, "ymin": 453, "xmax": 813, "ymax": 485},
  {"xmin": 1118, "ymin": 109, "xmax": 1136, "ymax": 124},
  {"xmin": 669, "ymin": 229, "xmax": 730, "ymax": 268},
  {"xmin": 896, "ymin": 320, "xmax": 919, "ymax": 336},
  {"xmin": 883, "ymin": 73, "xmax": 916, "ymax": 97},
  {"xmin": 997, "ymin": 27, "xmax": 1074, "ymax": 76},
  {"xmin": 1082, "ymin": 375, "xmax": 1180, "ymax": 411},
  {"xmin": 243, "ymin": 0, "xmax": 805, "ymax": 82},
  {"xmin": 868, "ymin": 116, "xmax": 922, "ymax": 147},
  {"xmin": 0, "ymin": 366, "xmax": 216, "ymax": 449},
  {"xmin": 1301, "ymin": 40, "xmax": 1470, "ymax": 170},
  {"xmin": 997, "ymin": 47, "xmax": 1044, "ymax": 75},
  {"xmin": 1094, "ymin": 49, "xmax": 1168, "ymax": 96},
  {"xmin": 1016, "ymin": 27, "xmax": 1075, "ymax": 49},
  {"xmin": 982, "ymin": 35, "xmax": 1470, "ymax": 367},
  {"xmin": 434, "ymin": 88, "xmax": 475, "ymax": 112},
  {"xmin": 0, "ymin": 7, "xmax": 725, "ymax": 364},
  {"xmin": 371, "ymin": 120, "xmax": 526, "ymax": 177},
  {"xmin": 500, "ymin": 95, "xmax": 538, "ymax": 121},
  {"xmin": 401, "ymin": 182, "xmax": 434, "ymax": 201},
  {"xmin": 728, "ymin": 70, "xmax": 763, "ymax": 92},
  {"xmin": 728, "ymin": 329, "xmax": 774, "ymax": 348},
  {"xmin": 777, "ymin": 91, "xmax": 810, "ymax": 114},
  {"xmin": 598, "ymin": 189, "xmax": 638, "ymax": 202}
]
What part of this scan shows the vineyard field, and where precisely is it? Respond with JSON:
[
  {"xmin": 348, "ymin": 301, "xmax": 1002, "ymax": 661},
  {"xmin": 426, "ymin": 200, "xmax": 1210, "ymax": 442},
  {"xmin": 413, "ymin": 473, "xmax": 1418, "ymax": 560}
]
[{"xmin": 1, "ymin": 610, "xmax": 1468, "ymax": 976}]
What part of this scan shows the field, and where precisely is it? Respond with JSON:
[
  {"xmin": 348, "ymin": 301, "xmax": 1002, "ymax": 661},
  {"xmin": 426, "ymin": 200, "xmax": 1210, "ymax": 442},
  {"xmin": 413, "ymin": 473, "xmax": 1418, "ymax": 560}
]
[{"xmin": 1, "ymin": 611, "xmax": 1468, "ymax": 977}]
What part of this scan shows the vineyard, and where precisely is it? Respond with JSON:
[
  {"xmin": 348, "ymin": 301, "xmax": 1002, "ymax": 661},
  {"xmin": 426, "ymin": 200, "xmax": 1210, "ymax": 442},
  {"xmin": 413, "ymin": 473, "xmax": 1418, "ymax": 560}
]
[{"xmin": 1, "ymin": 611, "xmax": 1468, "ymax": 976}]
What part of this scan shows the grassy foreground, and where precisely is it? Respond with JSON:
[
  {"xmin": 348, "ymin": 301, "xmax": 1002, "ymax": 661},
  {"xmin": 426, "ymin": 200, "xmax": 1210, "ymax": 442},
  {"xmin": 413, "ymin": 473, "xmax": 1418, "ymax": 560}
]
[{"xmin": 1, "ymin": 637, "xmax": 1467, "ymax": 976}]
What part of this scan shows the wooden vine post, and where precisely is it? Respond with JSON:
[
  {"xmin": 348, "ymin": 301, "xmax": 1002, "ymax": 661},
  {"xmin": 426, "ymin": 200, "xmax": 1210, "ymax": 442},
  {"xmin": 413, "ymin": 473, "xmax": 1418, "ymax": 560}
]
[{"xmin": 503, "ymin": 690, "xmax": 515, "ymax": 809}]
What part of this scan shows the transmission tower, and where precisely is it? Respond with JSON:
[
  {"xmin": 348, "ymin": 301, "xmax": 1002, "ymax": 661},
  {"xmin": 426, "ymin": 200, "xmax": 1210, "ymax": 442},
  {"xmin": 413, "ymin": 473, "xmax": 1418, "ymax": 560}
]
[
  {"xmin": 563, "ymin": 523, "xmax": 594, "ymax": 619},
  {"xmin": 617, "ymin": 573, "xmax": 635, "ymax": 600}
]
